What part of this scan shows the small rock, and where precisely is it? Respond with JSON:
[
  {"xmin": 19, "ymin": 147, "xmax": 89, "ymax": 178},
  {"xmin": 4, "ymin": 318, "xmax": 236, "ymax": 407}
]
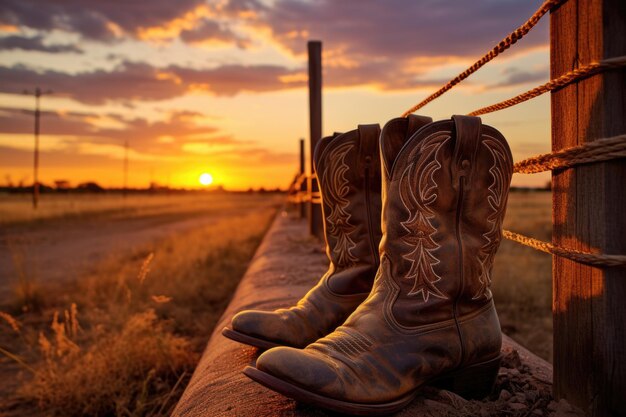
[
  {"xmin": 509, "ymin": 402, "xmax": 527, "ymax": 411},
  {"xmin": 514, "ymin": 393, "xmax": 526, "ymax": 402},
  {"xmin": 547, "ymin": 401, "xmax": 558, "ymax": 411},
  {"xmin": 532, "ymin": 409, "xmax": 543, "ymax": 416},
  {"xmin": 499, "ymin": 389, "xmax": 512, "ymax": 400},
  {"xmin": 526, "ymin": 390, "xmax": 538, "ymax": 402},
  {"xmin": 438, "ymin": 390, "xmax": 468, "ymax": 407},
  {"xmin": 502, "ymin": 350, "xmax": 523, "ymax": 368}
]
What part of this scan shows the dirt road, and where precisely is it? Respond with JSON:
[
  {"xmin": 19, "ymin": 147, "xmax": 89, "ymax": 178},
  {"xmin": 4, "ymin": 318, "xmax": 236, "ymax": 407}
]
[
  {"xmin": 0, "ymin": 191, "xmax": 288, "ymax": 303},
  {"xmin": 0, "ymin": 209, "xmax": 226, "ymax": 301}
]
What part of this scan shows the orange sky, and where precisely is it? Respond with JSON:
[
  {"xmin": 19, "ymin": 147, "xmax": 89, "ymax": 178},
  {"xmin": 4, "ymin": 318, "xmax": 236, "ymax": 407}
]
[{"xmin": 0, "ymin": 0, "xmax": 552, "ymax": 190}]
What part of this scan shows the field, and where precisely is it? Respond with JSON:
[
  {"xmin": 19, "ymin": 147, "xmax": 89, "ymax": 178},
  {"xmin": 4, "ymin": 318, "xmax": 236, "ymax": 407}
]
[
  {"xmin": 0, "ymin": 192, "xmax": 282, "ymax": 416},
  {"xmin": 493, "ymin": 191, "xmax": 553, "ymax": 361},
  {"xmin": 0, "ymin": 190, "xmax": 552, "ymax": 416}
]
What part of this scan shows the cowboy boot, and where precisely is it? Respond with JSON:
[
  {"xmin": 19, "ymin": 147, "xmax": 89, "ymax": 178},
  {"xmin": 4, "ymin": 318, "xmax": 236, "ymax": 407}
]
[
  {"xmin": 245, "ymin": 115, "xmax": 513, "ymax": 415},
  {"xmin": 222, "ymin": 117, "xmax": 433, "ymax": 350}
]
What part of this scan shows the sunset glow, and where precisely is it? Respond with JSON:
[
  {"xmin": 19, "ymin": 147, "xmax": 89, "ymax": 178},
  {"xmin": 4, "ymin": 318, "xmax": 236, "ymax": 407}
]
[
  {"xmin": 0, "ymin": 0, "xmax": 552, "ymax": 190},
  {"xmin": 199, "ymin": 173, "xmax": 214, "ymax": 186}
]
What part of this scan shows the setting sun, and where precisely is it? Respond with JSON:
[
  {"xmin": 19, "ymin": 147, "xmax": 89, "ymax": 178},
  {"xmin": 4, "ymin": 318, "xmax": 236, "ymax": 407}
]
[{"xmin": 199, "ymin": 173, "xmax": 214, "ymax": 186}]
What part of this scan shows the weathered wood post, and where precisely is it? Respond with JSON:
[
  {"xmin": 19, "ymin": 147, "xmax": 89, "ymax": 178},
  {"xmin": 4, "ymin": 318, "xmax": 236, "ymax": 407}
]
[
  {"xmin": 307, "ymin": 40, "xmax": 323, "ymax": 239},
  {"xmin": 551, "ymin": 0, "xmax": 626, "ymax": 415},
  {"xmin": 299, "ymin": 138, "xmax": 306, "ymax": 218}
]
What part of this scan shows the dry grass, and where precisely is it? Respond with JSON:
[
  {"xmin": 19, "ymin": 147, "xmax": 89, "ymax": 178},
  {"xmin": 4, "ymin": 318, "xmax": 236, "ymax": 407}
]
[
  {"xmin": 493, "ymin": 191, "xmax": 552, "ymax": 362},
  {"xmin": 0, "ymin": 190, "xmax": 553, "ymax": 416},
  {"xmin": 0, "ymin": 194, "xmax": 280, "ymax": 416},
  {"xmin": 0, "ymin": 192, "xmax": 269, "ymax": 226}
]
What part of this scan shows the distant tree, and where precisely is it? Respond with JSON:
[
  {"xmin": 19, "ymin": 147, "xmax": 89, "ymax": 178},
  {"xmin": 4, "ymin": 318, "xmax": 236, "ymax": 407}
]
[
  {"xmin": 77, "ymin": 182, "xmax": 104, "ymax": 192},
  {"xmin": 544, "ymin": 180, "xmax": 552, "ymax": 191},
  {"xmin": 55, "ymin": 180, "xmax": 70, "ymax": 190}
]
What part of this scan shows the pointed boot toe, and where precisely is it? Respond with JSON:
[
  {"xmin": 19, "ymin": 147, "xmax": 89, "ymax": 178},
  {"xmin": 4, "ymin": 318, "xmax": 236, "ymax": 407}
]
[
  {"xmin": 255, "ymin": 347, "xmax": 338, "ymax": 391},
  {"xmin": 224, "ymin": 310, "xmax": 286, "ymax": 350}
]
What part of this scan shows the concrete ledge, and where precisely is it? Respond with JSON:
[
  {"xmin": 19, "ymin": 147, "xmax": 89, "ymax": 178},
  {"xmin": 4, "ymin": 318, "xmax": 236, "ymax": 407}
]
[{"xmin": 173, "ymin": 212, "xmax": 560, "ymax": 417}]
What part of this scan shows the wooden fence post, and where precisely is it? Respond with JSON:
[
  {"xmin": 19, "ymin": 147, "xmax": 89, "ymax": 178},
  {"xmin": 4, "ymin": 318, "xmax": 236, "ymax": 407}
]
[
  {"xmin": 307, "ymin": 40, "xmax": 324, "ymax": 239},
  {"xmin": 551, "ymin": 0, "xmax": 626, "ymax": 415},
  {"xmin": 299, "ymin": 138, "xmax": 306, "ymax": 218}
]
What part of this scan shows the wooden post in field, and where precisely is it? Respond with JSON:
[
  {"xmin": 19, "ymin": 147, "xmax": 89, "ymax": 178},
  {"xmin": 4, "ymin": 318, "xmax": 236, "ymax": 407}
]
[
  {"xmin": 33, "ymin": 89, "xmax": 40, "ymax": 209},
  {"xmin": 299, "ymin": 138, "xmax": 306, "ymax": 218},
  {"xmin": 551, "ymin": 0, "xmax": 626, "ymax": 415},
  {"xmin": 123, "ymin": 138, "xmax": 129, "ymax": 198},
  {"xmin": 307, "ymin": 40, "xmax": 323, "ymax": 238}
]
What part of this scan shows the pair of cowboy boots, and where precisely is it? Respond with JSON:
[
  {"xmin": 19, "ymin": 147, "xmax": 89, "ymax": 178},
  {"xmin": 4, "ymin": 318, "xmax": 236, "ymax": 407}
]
[{"xmin": 223, "ymin": 115, "xmax": 513, "ymax": 415}]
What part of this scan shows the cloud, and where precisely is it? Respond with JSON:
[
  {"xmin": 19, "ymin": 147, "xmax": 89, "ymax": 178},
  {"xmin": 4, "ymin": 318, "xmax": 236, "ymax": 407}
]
[
  {"xmin": 0, "ymin": 61, "xmax": 304, "ymax": 103},
  {"xmin": 0, "ymin": 0, "xmax": 207, "ymax": 41},
  {"xmin": 490, "ymin": 66, "xmax": 549, "ymax": 88},
  {"xmin": 0, "ymin": 106, "xmax": 217, "ymax": 151},
  {"xmin": 179, "ymin": 19, "xmax": 250, "ymax": 48},
  {"xmin": 1, "ymin": 0, "xmax": 548, "ymax": 55},
  {"xmin": 242, "ymin": 0, "xmax": 549, "ymax": 90},
  {"xmin": 0, "ymin": 106, "xmax": 295, "ymax": 165},
  {"xmin": 0, "ymin": 35, "xmax": 83, "ymax": 53},
  {"xmin": 255, "ymin": 0, "xmax": 548, "ymax": 58},
  {"xmin": 0, "ymin": 0, "xmax": 259, "ymax": 45},
  {"xmin": 0, "ymin": 1, "xmax": 550, "ymax": 97}
]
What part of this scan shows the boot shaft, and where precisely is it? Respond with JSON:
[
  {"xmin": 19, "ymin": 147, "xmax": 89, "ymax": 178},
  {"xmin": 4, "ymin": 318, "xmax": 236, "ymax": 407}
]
[
  {"xmin": 313, "ymin": 125, "xmax": 382, "ymax": 294},
  {"xmin": 378, "ymin": 116, "xmax": 513, "ymax": 327}
]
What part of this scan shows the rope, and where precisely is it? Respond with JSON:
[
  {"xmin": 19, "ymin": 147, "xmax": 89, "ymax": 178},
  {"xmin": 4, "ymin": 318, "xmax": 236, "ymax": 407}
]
[
  {"xmin": 506, "ymin": 133, "xmax": 626, "ymax": 262},
  {"xmin": 503, "ymin": 230, "xmax": 626, "ymax": 267},
  {"xmin": 469, "ymin": 56, "xmax": 626, "ymax": 116},
  {"xmin": 513, "ymin": 134, "xmax": 626, "ymax": 173},
  {"xmin": 401, "ymin": 0, "xmax": 566, "ymax": 117}
]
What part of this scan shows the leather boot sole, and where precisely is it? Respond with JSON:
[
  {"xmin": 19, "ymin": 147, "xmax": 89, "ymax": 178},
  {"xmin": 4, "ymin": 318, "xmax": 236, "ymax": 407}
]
[
  {"xmin": 222, "ymin": 327, "xmax": 281, "ymax": 350},
  {"xmin": 243, "ymin": 355, "xmax": 502, "ymax": 416}
]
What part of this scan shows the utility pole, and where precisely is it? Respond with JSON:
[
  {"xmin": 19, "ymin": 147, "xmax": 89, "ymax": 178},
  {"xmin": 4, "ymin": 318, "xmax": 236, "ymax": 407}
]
[
  {"xmin": 24, "ymin": 87, "xmax": 52, "ymax": 209},
  {"xmin": 123, "ymin": 138, "xmax": 129, "ymax": 198}
]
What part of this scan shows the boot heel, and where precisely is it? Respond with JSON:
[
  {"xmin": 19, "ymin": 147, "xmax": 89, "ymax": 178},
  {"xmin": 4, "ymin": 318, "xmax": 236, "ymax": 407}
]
[{"xmin": 431, "ymin": 355, "xmax": 501, "ymax": 400}]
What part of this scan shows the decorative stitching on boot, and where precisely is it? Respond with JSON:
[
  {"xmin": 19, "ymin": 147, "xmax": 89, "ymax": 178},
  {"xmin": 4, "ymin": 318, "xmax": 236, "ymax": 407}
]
[
  {"xmin": 473, "ymin": 136, "xmax": 512, "ymax": 300},
  {"xmin": 398, "ymin": 134, "xmax": 450, "ymax": 302},
  {"xmin": 310, "ymin": 328, "xmax": 372, "ymax": 359},
  {"xmin": 322, "ymin": 142, "xmax": 359, "ymax": 267}
]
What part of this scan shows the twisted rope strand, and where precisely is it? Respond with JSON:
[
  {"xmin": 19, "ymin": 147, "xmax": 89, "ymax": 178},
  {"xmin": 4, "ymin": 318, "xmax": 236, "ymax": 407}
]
[
  {"xmin": 513, "ymin": 134, "xmax": 626, "ymax": 173},
  {"xmin": 401, "ymin": 0, "xmax": 566, "ymax": 117},
  {"xmin": 503, "ymin": 230, "xmax": 626, "ymax": 267},
  {"xmin": 469, "ymin": 57, "xmax": 626, "ymax": 116}
]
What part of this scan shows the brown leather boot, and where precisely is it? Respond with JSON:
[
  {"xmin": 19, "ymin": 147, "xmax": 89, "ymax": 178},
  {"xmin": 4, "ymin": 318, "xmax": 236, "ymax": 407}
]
[
  {"xmin": 245, "ymin": 115, "xmax": 513, "ymax": 415},
  {"xmin": 222, "ymin": 117, "xmax": 433, "ymax": 350}
]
